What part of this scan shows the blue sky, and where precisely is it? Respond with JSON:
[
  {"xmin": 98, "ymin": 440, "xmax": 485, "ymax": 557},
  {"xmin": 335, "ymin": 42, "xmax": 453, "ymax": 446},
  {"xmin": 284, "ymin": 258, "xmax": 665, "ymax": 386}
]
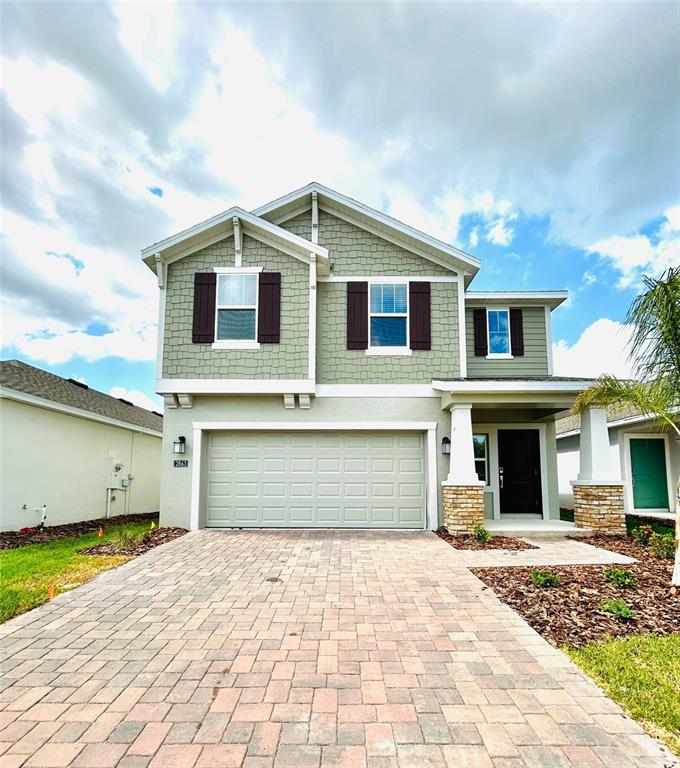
[{"xmin": 1, "ymin": 2, "xmax": 678, "ymax": 410}]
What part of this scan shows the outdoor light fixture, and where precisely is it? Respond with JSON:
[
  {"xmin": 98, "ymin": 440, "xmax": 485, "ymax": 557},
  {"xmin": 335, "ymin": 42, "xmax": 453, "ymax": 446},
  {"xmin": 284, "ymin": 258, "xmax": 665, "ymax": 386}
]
[
  {"xmin": 441, "ymin": 436, "xmax": 451, "ymax": 455},
  {"xmin": 173, "ymin": 436, "xmax": 186, "ymax": 454}
]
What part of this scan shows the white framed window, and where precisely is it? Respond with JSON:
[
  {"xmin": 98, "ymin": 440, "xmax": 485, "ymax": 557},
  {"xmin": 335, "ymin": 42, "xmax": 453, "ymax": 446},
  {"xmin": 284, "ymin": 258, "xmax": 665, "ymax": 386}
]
[
  {"xmin": 214, "ymin": 273, "xmax": 259, "ymax": 348},
  {"xmin": 368, "ymin": 282, "xmax": 411, "ymax": 354},
  {"xmin": 487, "ymin": 308, "xmax": 512, "ymax": 358},
  {"xmin": 473, "ymin": 433, "xmax": 489, "ymax": 484}
]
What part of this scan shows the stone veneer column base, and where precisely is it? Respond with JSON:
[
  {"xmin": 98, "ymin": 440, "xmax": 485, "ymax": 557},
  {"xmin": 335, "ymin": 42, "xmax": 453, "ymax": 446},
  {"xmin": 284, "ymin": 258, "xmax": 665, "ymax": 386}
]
[
  {"xmin": 442, "ymin": 484, "xmax": 485, "ymax": 534},
  {"xmin": 572, "ymin": 483, "xmax": 626, "ymax": 535}
]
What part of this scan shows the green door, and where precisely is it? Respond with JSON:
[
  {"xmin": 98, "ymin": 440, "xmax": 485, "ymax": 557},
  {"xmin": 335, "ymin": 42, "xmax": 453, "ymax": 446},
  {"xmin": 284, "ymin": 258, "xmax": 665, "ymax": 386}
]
[{"xmin": 630, "ymin": 438, "xmax": 669, "ymax": 509}]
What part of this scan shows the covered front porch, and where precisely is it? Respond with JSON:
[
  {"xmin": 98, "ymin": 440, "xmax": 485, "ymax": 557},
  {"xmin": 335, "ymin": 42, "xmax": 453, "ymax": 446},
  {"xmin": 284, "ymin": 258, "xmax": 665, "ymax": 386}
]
[{"xmin": 432, "ymin": 378, "xmax": 627, "ymax": 536}]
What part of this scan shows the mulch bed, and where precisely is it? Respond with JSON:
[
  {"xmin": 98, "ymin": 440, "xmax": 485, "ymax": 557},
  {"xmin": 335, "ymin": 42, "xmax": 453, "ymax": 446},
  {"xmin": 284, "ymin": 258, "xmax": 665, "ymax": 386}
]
[
  {"xmin": 473, "ymin": 535, "xmax": 679, "ymax": 647},
  {"xmin": 436, "ymin": 526, "xmax": 537, "ymax": 551},
  {"xmin": 0, "ymin": 513, "xmax": 159, "ymax": 550},
  {"xmin": 78, "ymin": 527, "xmax": 187, "ymax": 557}
]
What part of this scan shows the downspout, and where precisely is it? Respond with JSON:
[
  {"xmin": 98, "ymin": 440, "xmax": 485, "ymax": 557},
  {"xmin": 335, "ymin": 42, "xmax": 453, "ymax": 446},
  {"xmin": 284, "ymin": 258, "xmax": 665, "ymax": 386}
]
[{"xmin": 105, "ymin": 487, "xmax": 111, "ymax": 519}]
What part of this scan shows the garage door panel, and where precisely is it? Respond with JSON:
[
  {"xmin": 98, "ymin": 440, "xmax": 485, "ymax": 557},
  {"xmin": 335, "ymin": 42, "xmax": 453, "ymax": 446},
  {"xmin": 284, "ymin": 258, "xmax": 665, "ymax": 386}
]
[{"xmin": 205, "ymin": 431, "xmax": 426, "ymax": 528}]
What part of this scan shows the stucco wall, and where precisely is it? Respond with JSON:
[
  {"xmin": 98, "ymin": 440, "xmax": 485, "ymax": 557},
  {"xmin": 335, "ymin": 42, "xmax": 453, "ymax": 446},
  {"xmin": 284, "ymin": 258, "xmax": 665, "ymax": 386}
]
[
  {"xmin": 162, "ymin": 235, "xmax": 309, "ymax": 379},
  {"xmin": 465, "ymin": 305, "xmax": 549, "ymax": 377},
  {"xmin": 0, "ymin": 399, "xmax": 161, "ymax": 530}
]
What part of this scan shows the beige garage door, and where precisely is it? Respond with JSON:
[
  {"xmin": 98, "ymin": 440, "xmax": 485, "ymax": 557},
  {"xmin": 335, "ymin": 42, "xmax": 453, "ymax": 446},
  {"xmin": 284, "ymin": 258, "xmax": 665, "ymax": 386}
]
[{"xmin": 205, "ymin": 431, "xmax": 426, "ymax": 528}]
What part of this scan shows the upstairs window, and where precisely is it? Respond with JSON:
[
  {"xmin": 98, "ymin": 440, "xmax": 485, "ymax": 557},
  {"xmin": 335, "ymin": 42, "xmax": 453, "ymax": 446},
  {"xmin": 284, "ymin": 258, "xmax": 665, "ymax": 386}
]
[
  {"xmin": 216, "ymin": 274, "xmax": 257, "ymax": 341},
  {"xmin": 370, "ymin": 283, "xmax": 408, "ymax": 347},
  {"xmin": 487, "ymin": 308, "xmax": 510, "ymax": 356}
]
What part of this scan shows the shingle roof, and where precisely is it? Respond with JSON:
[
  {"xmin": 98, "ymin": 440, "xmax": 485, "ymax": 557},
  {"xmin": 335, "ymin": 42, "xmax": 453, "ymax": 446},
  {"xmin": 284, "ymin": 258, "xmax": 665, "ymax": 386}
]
[{"xmin": 0, "ymin": 360, "xmax": 163, "ymax": 433}]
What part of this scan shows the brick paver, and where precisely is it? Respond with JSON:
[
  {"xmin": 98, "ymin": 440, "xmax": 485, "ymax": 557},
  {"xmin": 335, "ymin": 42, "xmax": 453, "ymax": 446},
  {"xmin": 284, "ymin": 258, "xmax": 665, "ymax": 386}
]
[{"xmin": 0, "ymin": 530, "xmax": 676, "ymax": 766}]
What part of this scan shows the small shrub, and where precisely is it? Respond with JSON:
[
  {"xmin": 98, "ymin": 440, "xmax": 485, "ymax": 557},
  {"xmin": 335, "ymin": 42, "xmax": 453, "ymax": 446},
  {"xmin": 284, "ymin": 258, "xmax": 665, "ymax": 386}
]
[
  {"xmin": 649, "ymin": 532, "xmax": 676, "ymax": 560},
  {"xmin": 112, "ymin": 527, "xmax": 141, "ymax": 547},
  {"xmin": 604, "ymin": 567, "xmax": 637, "ymax": 589},
  {"xmin": 631, "ymin": 524, "xmax": 654, "ymax": 546},
  {"xmin": 600, "ymin": 598, "xmax": 634, "ymax": 621},
  {"xmin": 530, "ymin": 569, "xmax": 560, "ymax": 588},
  {"xmin": 471, "ymin": 524, "xmax": 492, "ymax": 543}
]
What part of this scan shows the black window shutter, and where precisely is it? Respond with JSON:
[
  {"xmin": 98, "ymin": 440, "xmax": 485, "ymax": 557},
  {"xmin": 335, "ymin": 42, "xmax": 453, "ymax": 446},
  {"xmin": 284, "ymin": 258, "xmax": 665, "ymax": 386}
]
[
  {"xmin": 192, "ymin": 272, "xmax": 216, "ymax": 343},
  {"xmin": 347, "ymin": 282, "xmax": 368, "ymax": 350},
  {"xmin": 510, "ymin": 308, "xmax": 524, "ymax": 356},
  {"xmin": 473, "ymin": 308, "xmax": 487, "ymax": 356},
  {"xmin": 409, "ymin": 282, "xmax": 431, "ymax": 350},
  {"xmin": 257, "ymin": 272, "xmax": 281, "ymax": 343}
]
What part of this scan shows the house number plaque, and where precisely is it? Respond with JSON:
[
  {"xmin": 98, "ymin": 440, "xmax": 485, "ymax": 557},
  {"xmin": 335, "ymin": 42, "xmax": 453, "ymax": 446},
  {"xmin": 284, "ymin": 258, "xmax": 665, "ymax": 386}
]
[{"xmin": 173, "ymin": 459, "xmax": 189, "ymax": 468}]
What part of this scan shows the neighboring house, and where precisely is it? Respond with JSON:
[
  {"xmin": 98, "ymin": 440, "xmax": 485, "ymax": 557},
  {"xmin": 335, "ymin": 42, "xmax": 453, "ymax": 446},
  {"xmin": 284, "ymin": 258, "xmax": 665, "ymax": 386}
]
[
  {"xmin": 0, "ymin": 360, "xmax": 163, "ymax": 530},
  {"xmin": 557, "ymin": 406, "xmax": 679, "ymax": 518},
  {"xmin": 142, "ymin": 182, "xmax": 617, "ymax": 534}
]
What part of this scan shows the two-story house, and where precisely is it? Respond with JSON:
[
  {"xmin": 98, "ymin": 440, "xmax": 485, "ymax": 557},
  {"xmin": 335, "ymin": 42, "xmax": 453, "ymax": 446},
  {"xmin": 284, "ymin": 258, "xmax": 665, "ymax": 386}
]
[{"xmin": 142, "ymin": 183, "xmax": 626, "ymax": 536}]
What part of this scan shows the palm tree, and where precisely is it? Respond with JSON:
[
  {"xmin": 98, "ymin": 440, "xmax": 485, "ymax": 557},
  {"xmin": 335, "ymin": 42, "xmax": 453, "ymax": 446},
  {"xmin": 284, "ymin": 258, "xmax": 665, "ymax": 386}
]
[{"xmin": 572, "ymin": 266, "xmax": 680, "ymax": 586}]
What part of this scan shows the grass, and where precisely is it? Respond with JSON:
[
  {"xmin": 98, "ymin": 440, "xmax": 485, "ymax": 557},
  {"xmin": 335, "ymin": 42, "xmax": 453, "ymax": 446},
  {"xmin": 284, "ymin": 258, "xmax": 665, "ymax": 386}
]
[
  {"xmin": 567, "ymin": 635, "xmax": 680, "ymax": 756},
  {"xmin": 0, "ymin": 520, "xmax": 151, "ymax": 623}
]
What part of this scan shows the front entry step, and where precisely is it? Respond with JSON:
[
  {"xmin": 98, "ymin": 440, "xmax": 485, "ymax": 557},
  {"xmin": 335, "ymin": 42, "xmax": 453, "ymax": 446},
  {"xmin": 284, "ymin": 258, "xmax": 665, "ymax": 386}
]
[{"xmin": 486, "ymin": 519, "xmax": 593, "ymax": 539}]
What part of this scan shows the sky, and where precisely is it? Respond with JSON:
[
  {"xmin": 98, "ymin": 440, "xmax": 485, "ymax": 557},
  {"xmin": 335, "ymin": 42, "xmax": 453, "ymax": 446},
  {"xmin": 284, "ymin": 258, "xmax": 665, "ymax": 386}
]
[{"xmin": 1, "ymin": 1, "xmax": 679, "ymax": 411}]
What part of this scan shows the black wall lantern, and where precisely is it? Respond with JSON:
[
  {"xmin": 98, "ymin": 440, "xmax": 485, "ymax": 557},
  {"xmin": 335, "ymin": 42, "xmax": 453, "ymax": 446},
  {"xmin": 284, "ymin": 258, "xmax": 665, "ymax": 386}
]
[
  {"xmin": 173, "ymin": 435, "xmax": 186, "ymax": 454},
  {"xmin": 441, "ymin": 436, "xmax": 451, "ymax": 455}
]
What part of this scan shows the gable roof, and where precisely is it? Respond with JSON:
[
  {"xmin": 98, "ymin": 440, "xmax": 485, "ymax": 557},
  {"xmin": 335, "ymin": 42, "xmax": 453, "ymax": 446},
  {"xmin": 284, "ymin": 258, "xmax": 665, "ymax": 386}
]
[
  {"xmin": 0, "ymin": 360, "xmax": 163, "ymax": 434},
  {"xmin": 254, "ymin": 182, "xmax": 481, "ymax": 280},
  {"xmin": 141, "ymin": 206, "xmax": 330, "ymax": 276}
]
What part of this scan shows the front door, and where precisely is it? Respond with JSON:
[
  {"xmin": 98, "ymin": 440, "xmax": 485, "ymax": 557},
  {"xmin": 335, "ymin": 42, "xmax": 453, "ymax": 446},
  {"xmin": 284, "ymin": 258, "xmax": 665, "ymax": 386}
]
[
  {"xmin": 498, "ymin": 429, "xmax": 542, "ymax": 515},
  {"xmin": 630, "ymin": 437, "xmax": 669, "ymax": 510}
]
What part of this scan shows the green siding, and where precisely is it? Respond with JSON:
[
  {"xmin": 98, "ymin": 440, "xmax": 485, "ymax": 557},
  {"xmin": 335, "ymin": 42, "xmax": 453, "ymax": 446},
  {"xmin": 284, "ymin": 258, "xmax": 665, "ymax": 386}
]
[
  {"xmin": 466, "ymin": 305, "xmax": 549, "ymax": 377},
  {"xmin": 162, "ymin": 235, "xmax": 309, "ymax": 379},
  {"xmin": 278, "ymin": 210, "xmax": 312, "ymax": 239},
  {"xmin": 317, "ymin": 281, "xmax": 458, "ymax": 384}
]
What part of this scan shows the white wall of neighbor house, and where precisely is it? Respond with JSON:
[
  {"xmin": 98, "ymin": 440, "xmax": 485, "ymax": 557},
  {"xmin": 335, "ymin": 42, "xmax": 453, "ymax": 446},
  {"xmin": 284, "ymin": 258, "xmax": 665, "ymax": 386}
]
[{"xmin": 0, "ymin": 399, "xmax": 162, "ymax": 531}]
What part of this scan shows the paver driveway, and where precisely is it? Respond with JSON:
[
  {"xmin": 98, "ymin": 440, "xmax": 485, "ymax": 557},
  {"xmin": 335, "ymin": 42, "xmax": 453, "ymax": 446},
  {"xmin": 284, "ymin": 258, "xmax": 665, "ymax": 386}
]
[{"xmin": 0, "ymin": 530, "xmax": 676, "ymax": 768}]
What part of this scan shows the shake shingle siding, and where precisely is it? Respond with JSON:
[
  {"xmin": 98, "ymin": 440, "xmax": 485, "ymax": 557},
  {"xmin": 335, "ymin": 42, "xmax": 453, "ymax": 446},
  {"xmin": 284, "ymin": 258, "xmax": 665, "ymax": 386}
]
[{"xmin": 162, "ymin": 235, "xmax": 309, "ymax": 379}]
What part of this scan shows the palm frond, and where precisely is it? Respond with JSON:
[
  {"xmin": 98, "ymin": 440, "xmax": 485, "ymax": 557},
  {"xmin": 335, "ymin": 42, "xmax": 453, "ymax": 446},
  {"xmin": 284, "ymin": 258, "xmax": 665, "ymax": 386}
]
[
  {"xmin": 626, "ymin": 266, "xmax": 680, "ymax": 392},
  {"xmin": 572, "ymin": 376, "xmax": 680, "ymax": 437}
]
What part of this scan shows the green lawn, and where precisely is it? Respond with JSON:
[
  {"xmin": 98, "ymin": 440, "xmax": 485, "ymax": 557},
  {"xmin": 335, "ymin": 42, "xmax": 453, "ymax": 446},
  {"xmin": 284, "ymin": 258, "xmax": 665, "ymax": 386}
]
[
  {"xmin": 0, "ymin": 520, "xmax": 152, "ymax": 623},
  {"xmin": 567, "ymin": 635, "xmax": 680, "ymax": 756}
]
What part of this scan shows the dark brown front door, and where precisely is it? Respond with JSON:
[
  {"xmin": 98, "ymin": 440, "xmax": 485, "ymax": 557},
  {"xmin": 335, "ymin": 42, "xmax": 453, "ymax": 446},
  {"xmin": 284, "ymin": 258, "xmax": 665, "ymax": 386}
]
[{"xmin": 498, "ymin": 429, "xmax": 542, "ymax": 515}]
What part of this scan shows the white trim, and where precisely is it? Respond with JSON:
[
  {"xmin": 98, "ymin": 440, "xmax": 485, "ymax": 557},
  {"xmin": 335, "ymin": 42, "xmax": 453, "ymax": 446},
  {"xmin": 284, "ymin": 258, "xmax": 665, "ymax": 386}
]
[
  {"xmin": 472, "ymin": 423, "xmax": 549, "ymax": 521},
  {"xmin": 193, "ymin": 420, "xmax": 437, "ymax": 431},
  {"xmin": 252, "ymin": 181, "xmax": 480, "ymax": 272},
  {"xmin": 432, "ymin": 379, "xmax": 592, "ymax": 393},
  {"xmin": 156, "ymin": 284, "xmax": 166, "ymax": 381},
  {"xmin": 0, "ymin": 387, "xmax": 163, "ymax": 438},
  {"xmin": 211, "ymin": 341, "xmax": 261, "ymax": 350},
  {"xmin": 366, "ymin": 347, "xmax": 412, "ymax": 357},
  {"xmin": 156, "ymin": 379, "xmax": 315, "ymax": 394},
  {"xmin": 162, "ymin": 231, "xmax": 234, "ymax": 266},
  {"xmin": 266, "ymin": 202, "xmax": 312, "ymax": 225},
  {"xmin": 318, "ymin": 275, "xmax": 460, "ymax": 283},
  {"xmin": 190, "ymin": 426, "xmax": 202, "ymax": 531},
  {"xmin": 213, "ymin": 266, "xmax": 262, "ymax": 274},
  {"xmin": 486, "ymin": 353, "xmax": 513, "ymax": 360},
  {"xmin": 311, "ymin": 190, "xmax": 319, "ymax": 244},
  {"xmin": 465, "ymin": 291, "xmax": 568, "ymax": 309},
  {"xmin": 308, "ymin": 256, "xmax": 317, "ymax": 382},
  {"xmin": 189, "ymin": 420, "xmax": 439, "ymax": 531},
  {"xmin": 457, "ymin": 272, "xmax": 467, "ymax": 378},
  {"xmin": 622, "ymin": 432, "xmax": 673, "ymax": 515},
  {"xmin": 315, "ymin": 384, "xmax": 438, "ymax": 398},
  {"xmin": 545, "ymin": 305, "xmax": 554, "ymax": 376},
  {"xmin": 233, "ymin": 216, "xmax": 242, "ymax": 267}
]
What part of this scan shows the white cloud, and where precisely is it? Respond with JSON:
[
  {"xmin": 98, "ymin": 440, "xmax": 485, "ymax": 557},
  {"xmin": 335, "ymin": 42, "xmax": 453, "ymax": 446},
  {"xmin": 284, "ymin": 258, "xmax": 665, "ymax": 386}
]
[
  {"xmin": 109, "ymin": 386, "xmax": 162, "ymax": 412},
  {"xmin": 587, "ymin": 208, "xmax": 680, "ymax": 288},
  {"xmin": 486, "ymin": 218, "xmax": 515, "ymax": 246},
  {"xmin": 553, "ymin": 318, "xmax": 635, "ymax": 378}
]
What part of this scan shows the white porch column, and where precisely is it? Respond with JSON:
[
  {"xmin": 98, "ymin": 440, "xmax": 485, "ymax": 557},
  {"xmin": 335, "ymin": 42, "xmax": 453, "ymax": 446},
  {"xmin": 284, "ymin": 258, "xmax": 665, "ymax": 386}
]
[
  {"xmin": 445, "ymin": 404, "xmax": 481, "ymax": 485},
  {"xmin": 577, "ymin": 406, "xmax": 617, "ymax": 483}
]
